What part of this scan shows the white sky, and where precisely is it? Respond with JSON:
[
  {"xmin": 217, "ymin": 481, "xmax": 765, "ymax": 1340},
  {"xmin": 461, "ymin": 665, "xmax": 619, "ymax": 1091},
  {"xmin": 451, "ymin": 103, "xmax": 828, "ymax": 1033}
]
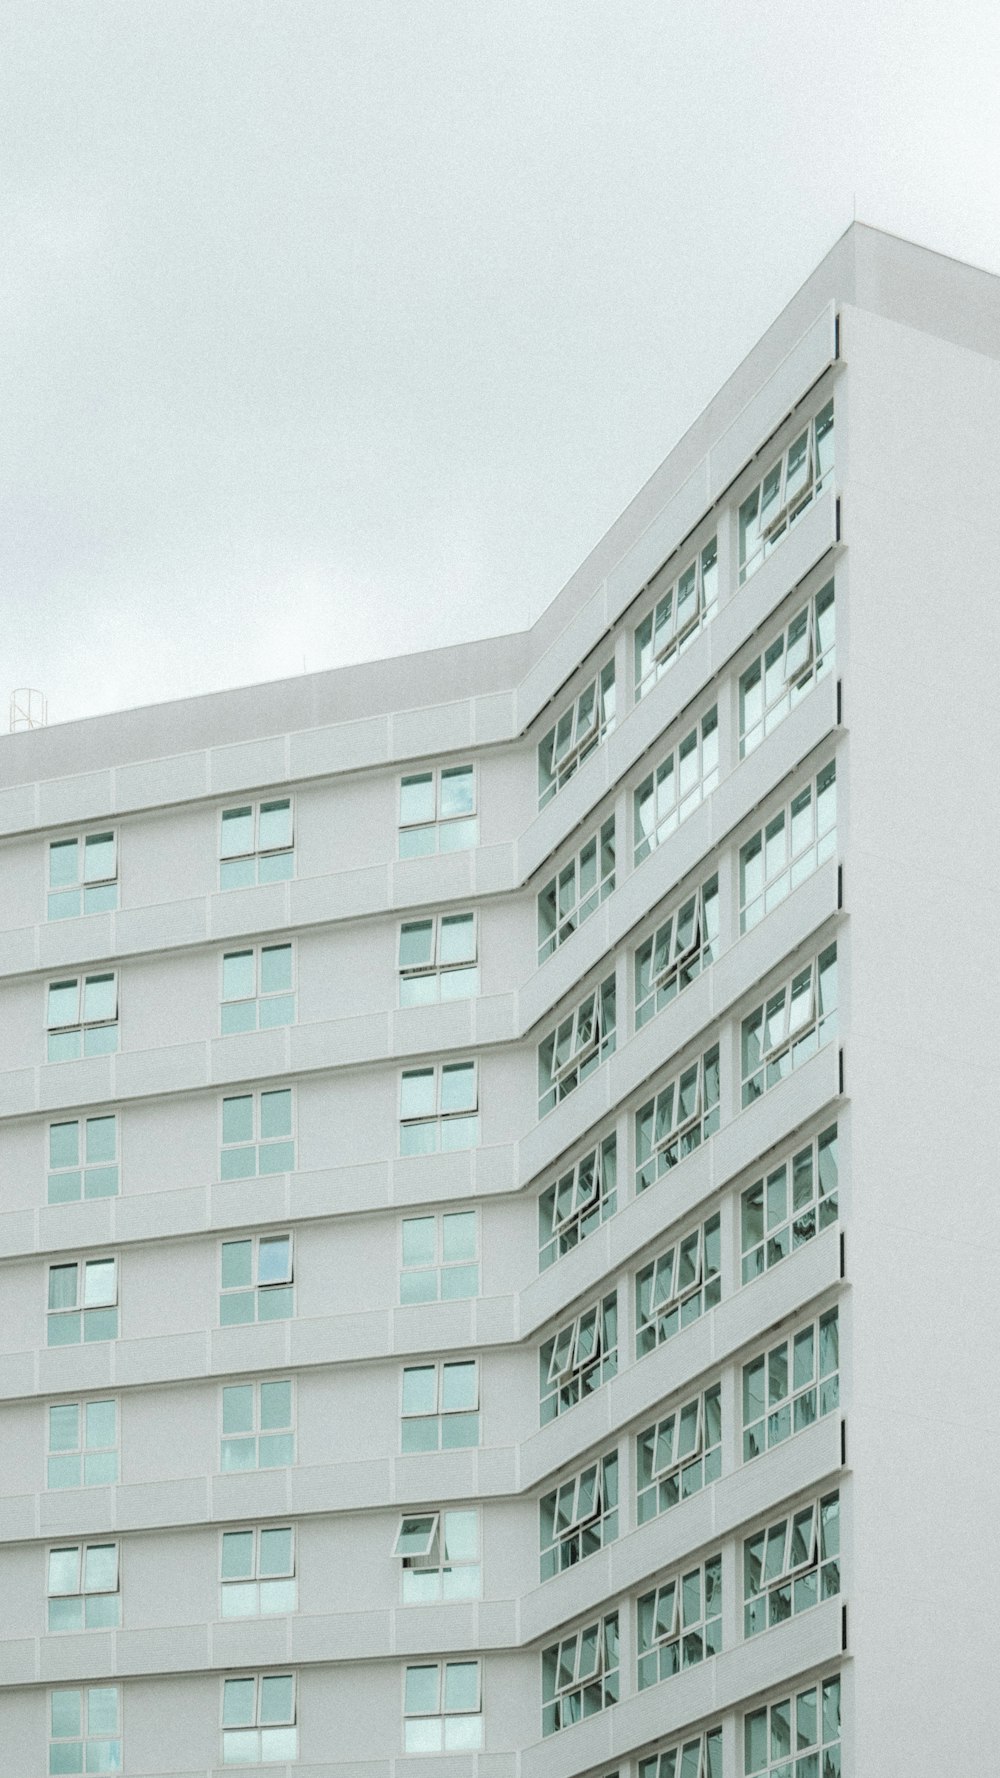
[{"xmin": 3, "ymin": 0, "xmax": 999, "ymax": 724}]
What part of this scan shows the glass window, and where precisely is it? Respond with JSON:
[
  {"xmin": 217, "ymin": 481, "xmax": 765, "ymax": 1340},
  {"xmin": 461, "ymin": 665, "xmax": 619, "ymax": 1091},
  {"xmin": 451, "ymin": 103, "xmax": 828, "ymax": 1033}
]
[
  {"xmin": 399, "ymin": 1061, "xmax": 479, "ymax": 1155},
  {"xmin": 744, "ymin": 1491, "xmax": 840, "ymax": 1636},
  {"xmin": 740, "ymin": 761, "xmax": 837, "ymax": 930},
  {"xmin": 635, "ymin": 1044, "xmax": 720, "ymax": 1192},
  {"xmin": 538, "ymin": 660, "xmax": 616, "ymax": 809},
  {"xmin": 46, "ymin": 973, "xmax": 119, "ymax": 1061},
  {"xmin": 221, "ymin": 1526, "xmax": 296, "ymax": 1618},
  {"xmin": 739, "ymin": 580, "xmax": 836, "ymax": 758},
  {"xmin": 400, "ymin": 1210, "xmax": 478, "ymax": 1302},
  {"xmin": 48, "ymin": 832, "xmax": 118, "ymax": 920},
  {"xmin": 221, "ymin": 942, "xmax": 295, "ymax": 1033},
  {"xmin": 47, "ymin": 1257, "xmax": 118, "ymax": 1346},
  {"xmin": 742, "ymin": 1308, "xmax": 840, "ymax": 1461},
  {"xmin": 635, "ymin": 1212, "xmax": 721, "ymax": 1357},
  {"xmin": 537, "ymin": 817, "xmax": 616, "ymax": 963},
  {"xmin": 399, "ymin": 765, "xmax": 477, "ymax": 857},
  {"xmin": 222, "ymin": 1673, "xmax": 297, "ymax": 1763},
  {"xmin": 634, "ymin": 875, "xmax": 719, "ymax": 1029},
  {"xmin": 635, "ymin": 536, "xmax": 719, "ymax": 699},
  {"xmin": 220, "ymin": 1088, "xmax": 294, "ymax": 1179},
  {"xmin": 744, "ymin": 1675, "xmax": 841, "ymax": 1776},
  {"xmin": 639, "ymin": 1728, "xmax": 723, "ymax": 1778},
  {"xmin": 399, "ymin": 911, "xmax": 478, "ymax": 1004},
  {"xmin": 541, "ymin": 1611, "xmax": 619, "ymax": 1736},
  {"xmin": 636, "ymin": 1383, "xmax": 722, "ymax": 1525},
  {"xmin": 634, "ymin": 706, "xmax": 718, "ymax": 866},
  {"xmin": 47, "ymin": 1115, "xmax": 119, "ymax": 1204},
  {"xmin": 220, "ymin": 1379, "xmax": 294, "ymax": 1471},
  {"xmin": 742, "ymin": 1124, "xmax": 838, "ymax": 1283},
  {"xmin": 394, "ymin": 1508, "xmax": 481, "ymax": 1603},
  {"xmin": 741, "ymin": 943, "xmax": 838, "ymax": 1105},
  {"xmin": 540, "ymin": 1450, "xmax": 619, "ymax": 1581},
  {"xmin": 219, "ymin": 798, "xmax": 294, "ymax": 889},
  {"xmin": 47, "ymin": 1399, "xmax": 118, "ymax": 1490},
  {"xmin": 538, "ymin": 1131, "xmax": 617, "ymax": 1271},
  {"xmin": 49, "ymin": 1687, "xmax": 121, "ymax": 1775},
  {"xmin": 220, "ymin": 1234, "xmax": 294, "ymax": 1325},
  {"xmin": 739, "ymin": 399, "xmax": 835, "ymax": 583},
  {"xmin": 47, "ymin": 1542, "xmax": 120, "ymax": 1631},
  {"xmin": 538, "ymin": 973, "xmax": 616, "ymax": 1117},
  {"xmin": 401, "ymin": 1360, "xmax": 480, "ymax": 1452},
  {"xmin": 403, "ymin": 1659, "xmax": 483, "ymax": 1751},
  {"xmin": 637, "ymin": 1555, "xmax": 722, "ymax": 1688},
  {"xmin": 539, "ymin": 1293, "xmax": 617, "ymax": 1424}
]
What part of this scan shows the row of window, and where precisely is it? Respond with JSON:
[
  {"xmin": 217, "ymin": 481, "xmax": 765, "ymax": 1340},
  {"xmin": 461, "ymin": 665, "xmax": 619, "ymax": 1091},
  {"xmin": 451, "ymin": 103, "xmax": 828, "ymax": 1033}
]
[
  {"xmin": 41, "ymin": 1302, "xmax": 839, "ymax": 1483},
  {"xmin": 37, "ymin": 1670, "xmax": 843, "ymax": 1770}
]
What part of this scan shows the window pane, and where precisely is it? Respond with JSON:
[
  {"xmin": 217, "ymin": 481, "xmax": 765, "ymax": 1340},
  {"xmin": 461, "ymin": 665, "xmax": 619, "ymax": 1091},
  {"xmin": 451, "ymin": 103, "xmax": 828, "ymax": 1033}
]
[
  {"xmin": 441, "ymin": 1062, "xmax": 476, "ymax": 1113},
  {"xmin": 50, "ymin": 1123, "xmax": 80, "ymax": 1168},
  {"xmin": 400, "ymin": 774, "xmax": 435, "ymax": 825},
  {"xmin": 260, "ymin": 945, "xmax": 293, "ymax": 994},
  {"xmin": 260, "ymin": 1089, "xmax": 292, "ymax": 1139},
  {"xmin": 49, "ymin": 1547, "xmax": 80, "ymax": 1594},
  {"xmin": 221, "ymin": 1242, "xmax": 253, "ymax": 1290},
  {"xmin": 259, "ymin": 1527, "xmax": 293, "ymax": 1576},
  {"xmin": 50, "ymin": 840, "xmax": 79, "ymax": 888},
  {"xmin": 84, "ymin": 834, "xmax": 116, "ymax": 882},
  {"xmin": 442, "ymin": 1211, "xmax": 476, "ymax": 1262},
  {"xmin": 259, "ymin": 1674, "xmax": 293, "ymax": 1724},
  {"xmin": 83, "ymin": 1545, "xmax": 117, "ymax": 1592},
  {"xmin": 441, "ymin": 1361, "xmax": 477, "ymax": 1411},
  {"xmin": 405, "ymin": 1664, "xmax": 440, "ymax": 1714},
  {"xmin": 260, "ymin": 1381, "xmax": 291, "ymax": 1429},
  {"xmin": 258, "ymin": 1236, "xmax": 291, "ymax": 1284},
  {"xmin": 400, "ymin": 1069, "xmax": 435, "ymax": 1119},
  {"xmin": 48, "ymin": 981, "xmax": 80, "ymax": 1028},
  {"xmin": 51, "ymin": 1690, "xmax": 83, "ymax": 1737},
  {"xmin": 222, "ymin": 952, "xmax": 255, "ymax": 1001},
  {"xmin": 49, "ymin": 1265, "xmax": 78, "ymax": 1311},
  {"xmin": 222, "ymin": 1386, "xmax": 254, "ymax": 1435},
  {"xmin": 85, "ymin": 1117, "xmax": 116, "ymax": 1164},
  {"xmin": 222, "ymin": 1677, "xmax": 256, "ymax": 1727},
  {"xmin": 83, "ymin": 1261, "xmax": 116, "ymax": 1308},
  {"xmin": 402, "ymin": 1366, "xmax": 436, "ymax": 1415},
  {"xmin": 85, "ymin": 1401, "xmax": 115, "ymax": 1447},
  {"xmin": 402, "ymin": 1217, "xmax": 436, "ymax": 1267},
  {"xmin": 439, "ymin": 913, "xmax": 475, "ymax": 964},
  {"xmin": 443, "ymin": 1510, "xmax": 478, "ymax": 1561},
  {"xmin": 399, "ymin": 920, "xmax": 434, "ymax": 969},
  {"xmin": 259, "ymin": 800, "xmax": 292, "ymax": 851},
  {"xmin": 49, "ymin": 1405, "xmax": 80, "ymax": 1452},
  {"xmin": 221, "ymin": 1531, "xmax": 254, "ymax": 1580},
  {"xmin": 82, "ymin": 975, "xmax": 116, "ymax": 1022},
  {"xmin": 440, "ymin": 766, "xmax": 474, "ymax": 816},
  {"xmin": 443, "ymin": 1661, "xmax": 479, "ymax": 1712},
  {"xmin": 222, "ymin": 1095, "xmax": 254, "ymax": 1144},
  {"xmin": 221, "ymin": 807, "xmax": 254, "ymax": 857}
]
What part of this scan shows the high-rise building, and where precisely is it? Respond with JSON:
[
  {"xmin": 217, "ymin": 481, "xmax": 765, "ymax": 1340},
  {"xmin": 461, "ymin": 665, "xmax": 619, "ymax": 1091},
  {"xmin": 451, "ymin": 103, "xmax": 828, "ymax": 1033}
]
[{"xmin": 2, "ymin": 222, "xmax": 997, "ymax": 1776}]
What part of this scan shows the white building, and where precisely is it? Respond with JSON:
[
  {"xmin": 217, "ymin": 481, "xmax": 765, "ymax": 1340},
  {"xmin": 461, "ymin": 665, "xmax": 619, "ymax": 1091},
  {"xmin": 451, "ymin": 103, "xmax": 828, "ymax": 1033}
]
[{"xmin": 2, "ymin": 222, "xmax": 997, "ymax": 1777}]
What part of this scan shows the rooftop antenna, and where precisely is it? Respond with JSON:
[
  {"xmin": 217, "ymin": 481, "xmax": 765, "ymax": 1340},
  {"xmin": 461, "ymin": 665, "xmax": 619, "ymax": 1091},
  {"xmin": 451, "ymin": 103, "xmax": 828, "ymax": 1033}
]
[{"xmin": 9, "ymin": 688, "xmax": 48, "ymax": 733}]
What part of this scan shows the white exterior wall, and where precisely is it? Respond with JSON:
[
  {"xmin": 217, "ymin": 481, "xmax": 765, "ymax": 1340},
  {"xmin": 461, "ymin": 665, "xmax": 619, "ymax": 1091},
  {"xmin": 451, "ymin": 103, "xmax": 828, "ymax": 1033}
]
[{"xmin": 2, "ymin": 223, "xmax": 994, "ymax": 1775}]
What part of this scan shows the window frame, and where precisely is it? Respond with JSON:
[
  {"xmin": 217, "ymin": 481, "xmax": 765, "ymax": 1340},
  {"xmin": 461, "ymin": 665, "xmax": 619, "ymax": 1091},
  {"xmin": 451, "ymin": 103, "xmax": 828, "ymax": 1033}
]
[
  {"xmin": 400, "ymin": 1358, "xmax": 481, "ymax": 1452},
  {"xmin": 398, "ymin": 910, "xmax": 479, "ymax": 1005},
  {"xmin": 538, "ymin": 973, "xmax": 617, "ymax": 1116},
  {"xmin": 399, "ymin": 1207, "xmax": 479, "ymax": 1303},
  {"xmin": 47, "ymin": 1254, "xmax": 119, "ymax": 1346},
  {"xmin": 539, "ymin": 1448, "xmax": 619, "ymax": 1582},
  {"xmin": 537, "ymin": 816, "xmax": 616, "ymax": 964},
  {"xmin": 743, "ymin": 1489, "xmax": 840, "ymax": 1637},
  {"xmin": 47, "ymin": 1397, "xmax": 119, "ymax": 1491},
  {"xmin": 398, "ymin": 763, "xmax": 478, "ymax": 857},
  {"xmin": 47, "ymin": 828, "xmax": 119, "ymax": 921},
  {"xmin": 220, "ymin": 940, "xmax": 296, "ymax": 1034},
  {"xmin": 219, "ymin": 1232, "xmax": 295, "ymax": 1326},
  {"xmin": 741, "ymin": 1123, "xmax": 839, "ymax": 1284},
  {"xmin": 634, "ymin": 873, "xmax": 719, "ymax": 1029},
  {"xmin": 738, "ymin": 579, "xmax": 836, "ymax": 759},
  {"xmin": 743, "ymin": 1673, "xmax": 842, "ymax": 1777},
  {"xmin": 47, "ymin": 1112, "xmax": 120, "ymax": 1205},
  {"xmin": 219, "ymin": 1085, "xmax": 296, "ymax": 1180},
  {"xmin": 634, "ymin": 534, "xmax": 719, "ymax": 699},
  {"xmin": 635, "ymin": 1210, "xmax": 722, "ymax": 1357},
  {"xmin": 393, "ymin": 1507, "xmax": 482, "ymax": 1603},
  {"xmin": 639, "ymin": 1727, "xmax": 723, "ymax": 1778},
  {"xmin": 402, "ymin": 1658, "xmax": 484, "ymax": 1753},
  {"xmin": 218, "ymin": 797, "xmax": 295, "ymax": 890},
  {"xmin": 398, "ymin": 1059, "xmax": 480, "ymax": 1155},
  {"xmin": 636, "ymin": 1382, "xmax": 723, "ymax": 1524},
  {"xmin": 742, "ymin": 1307, "xmax": 840, "ymax": 1462},
  {"xmin": 540, "ymin": 1292, "xmax": 618, "ymax": 1424},
  {"xmin": 636, "ymin": 1552, "xmax": 723, "ymax": 1689},
  {"xmin": 220, "ymin": 1671, "xmax": 298, "ymax": 1764},
  {"xmin": 739, "ymin": 759, "xmax": 837, "ymax": 931},
  {"xmin": 738, "ymin": 397, "xmax": 835, "ymax": 584},
  {"xmin": 220, "ymin": 1525, "xmax": 297, "ymax": 1619},
  {"xmin": 49, "ymin": 1686, "xmax": 122, "ymax": 1775},
  {"xmin": 633, "ymin": 703, "xmax": 719, "ymax": 866},
  {"xmin": 46, "ymin": 971, "xmax": 120, "ymax": 1062},
  {"xmin": 47, "ymin": 1539, "xmax": 121, "ymax": 1631},
  {"xmin": 219, "ymin": 1377, "xmax": 296, "ymax": 1472},
  {"xmin": 541, "ymin": 1609, "xmax": 620, "ymax": 1736},
  {"xmin": 741, "ymin": 942, "xmax": 838, "ymax": 1106},
  {"xmin": 538, "ymin": 659, "xmax": 616, "ymax": 809},
  {"xmin": 635, "ymin": 1043, "xmax": 721, "ymax": 1193},
  {"xmin": 538, "ymin": 1130, "xmax": 617, "ymax": 1270}
]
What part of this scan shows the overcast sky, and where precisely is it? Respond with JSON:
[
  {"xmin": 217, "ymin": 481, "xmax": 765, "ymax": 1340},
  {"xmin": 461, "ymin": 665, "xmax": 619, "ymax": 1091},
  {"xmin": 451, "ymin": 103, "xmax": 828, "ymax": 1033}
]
[{"xmin": 2, "ymin": 1, "xmax": 999, "ymax": 726}]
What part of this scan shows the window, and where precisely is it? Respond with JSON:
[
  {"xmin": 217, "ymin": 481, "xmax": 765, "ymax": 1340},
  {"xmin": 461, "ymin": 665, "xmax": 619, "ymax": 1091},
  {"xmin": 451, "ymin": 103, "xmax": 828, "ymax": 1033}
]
[
  {"xmin": 740, "ymin": 761, "xmax": 837, "ymax": 930},
  {"xmin": 540, "ymin": 1450, "xmax": 618, "ymax": 1581},
  {"xmin": 635, "ymin": 537, "xmax": 719, "ymax": 698},
  {"xmin": 538, "ymin": 1132, "xmax": 617, "ymax": 1271},
  {"xmin": 540, "ymin": 1293, "xmax": 617, "ymax": 1424},
  {"xmin": 401, "ymin": 1359, "xmax": 479, "ymax": 1451},
  {"xmin": 400, "ymin": 1210, "xmax": 478, "ymax": 1302},
  {"xmin": 47, "ymin": 1257, "xmax": 117, "ymax": 1345},
  {"xmin": 394, "ymin": 1510, "xmax": 480, "ymax": 1602},
  {"xmin": 636, "ymin": 1383, "xmax": 722, "ymax": 1524},
  {"xmin": 399, "ymin": 1061, "xmax": 478, "ymax": 1155},
  {"xmin": 399, "ymin": 912, "xmax": 478, "ymax": 1004},
  {"xmin": 399, "ymin": 765, "xmax": 476, "ymax": 857},
  {"xmin": 742, "ymin": 1125, "xmax": 838, "ymax": 1283},
  {"xmin": 541, "ymin": 1611, "xmax": 619, "ymax": 1736},
  {"xmin": 637, "ymin": 1555, "xmax": 722, "ymax": 1688},
  {"xmin": 220, "ymin": 1088, "xmax": 294, "ymax": 1179},
  {"xmin": 538, "ymin": 660, "xmax": 616, "ymax": 809},
  {"xmin": 739, "ymin": 581, "xmax": 835, "ymax": 758},
  {"xmin": 48, "ymin": 1115, "xmax": 118, "ymax": 1204},
  {"xmin": 222, "ymin": 1674, "xmax": 297, "ymax": 1764},
  {"xmin": 744, "ymin": 1491, "xmax": 840, "ymax": 1636},
  {"xmin": 49, "ymin": 1687, "xmax": 121, "ymax": 1775},
  {"xmin": 634, "ymin": 874, "xmax": 719, "ymax": 1029},
  {"xmin": 46, "ymin": 973, "xmax": 118, "ymax": 1061},
  {"xmin": 48, "ymin": 832, "xmax": 117, "ymax": 920},
  {"xmin": 635, "ymin": 1045, "xmax": 720, "ymax": 1193},
  {"xmin": 221, "ymin": 942, "xmax": 295, "ymax": 1033},
  {"xmin": 221, "ymin": 1380, "xmax": 294, "ymax": 1471},
  {"xmin": 538, "ymin": 974, "xmax": 616, "ymax": 1116},
  {"xmin": 220, "ymin": 1235, "xmax": 294, "ymax": 1324},
  {"xmin": 537, "ymin": 818, "xmax": 616, "ymax": 964},
  {"xmin": 47, "ymin": 1542, "xmax": 120, "ymax": 1630},
  {"xmin": 47, "ymin": 1400, "xmax": 118, "ymax": 1489},
  {"xmin": 635, "ymin": 1213, "xmax": 721, "ymax": 1357},
  {"xmin": 219, "ymin": 798, "xmax": 293, "ymax": 889},
  {"xmin": 741, "ymin": 943, "xmax": 838, "ymax": 1106},
  {"xmin": 742, "ymin": 1308, "xmax": 840, "ymax": 1461},
  {"xmin": 744, "ymin": 1676, "xmax": 841, "ymax": 1777},
  {"xmin": 738, "ymin": 399, "xmax": 835, "ymax": 583},
  {"xmin": 221, "ymin": 1527, "xmax": 296, "ymax": 1617},
  {"xmin": 639, "ymin": 1729, "xmax": 723, "ymax": 1778},
  {"xmin": 403, "ymin": 1660, "xmax": 482, "ymax": 1752},
  {"xmin": 634, "ymin": 706, "xmax": 718, "ymax": 867}
]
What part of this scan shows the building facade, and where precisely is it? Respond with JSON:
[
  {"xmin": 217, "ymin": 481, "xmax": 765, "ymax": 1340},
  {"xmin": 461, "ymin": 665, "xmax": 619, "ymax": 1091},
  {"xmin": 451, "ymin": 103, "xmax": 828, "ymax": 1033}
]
[{"xmin": 2, "ymin": 223, "xmax": 998, "ymax": 1776}]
